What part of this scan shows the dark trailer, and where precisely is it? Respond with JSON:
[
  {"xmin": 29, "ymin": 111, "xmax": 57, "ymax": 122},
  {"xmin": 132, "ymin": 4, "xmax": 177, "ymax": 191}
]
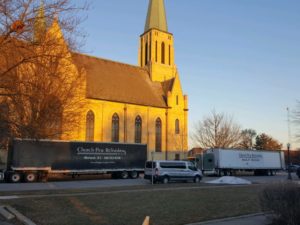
[{"xmin": 4, "ymin": 139, "xmax": 147, "ymax": 182}]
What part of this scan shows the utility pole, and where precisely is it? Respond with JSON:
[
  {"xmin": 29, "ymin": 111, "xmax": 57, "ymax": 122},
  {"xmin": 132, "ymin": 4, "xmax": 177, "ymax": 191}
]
[{"xmin": 287, "ymin": 107, "xmax": 292, "ymax": 180}]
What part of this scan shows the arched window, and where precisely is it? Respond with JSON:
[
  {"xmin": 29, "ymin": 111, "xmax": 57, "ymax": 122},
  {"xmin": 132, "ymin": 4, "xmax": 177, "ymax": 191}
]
[
  {"xmin": 135, "ymin": 116, "xmax": 142, "ymax": 143},
  {"xmin": 155, "ymin": 118, "xmax": 162, "ymax": 152},
  {"xmin": 0, "ymin": 102, "xmax": 9, "ymax": 140},
  {"xmin": 86, "ymin": 110, "xmax": 95, "ymax": 141},
  {"xmin": 161, "ymin": 42, "xmax": 165, "ymax": 64},
  {"xmin": 175, "ymin": 119, "xmax": 180, "ymax": 134},
  {"xmin": 145, "ymin": 42, "xmax": 148, "ymax": 65},
  {"xmin": 169, "ymin": 45, "xmax": 171, "ymax": 65},
  {"xmin": 141, "ymin": 39, "xmax": 143, "ymax": 66},
  {"xmin": 155, "ymin": 41, "xmax": 158, "ymax": 62},
  {"xmin": 149, "ymin": 36, "xmax": 152, "ymax": 60},
  {"xmin": 112, "ymin": 113, "xmax": 119, "ymax": 142}
]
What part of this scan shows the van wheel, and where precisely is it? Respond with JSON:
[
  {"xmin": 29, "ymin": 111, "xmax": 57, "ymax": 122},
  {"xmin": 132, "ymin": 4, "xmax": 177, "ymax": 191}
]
[
  {"xmin": 10, "ymin": 172, "xmax": 22, "ymax": 183},
  {"xmin": 162, "ymin": 176, "xmax": 169, "ymax": 184},
  {"xmin": 130, "ymin": 171, "xmax": 139, "ymax": 179},
  {"xmin": 25, "ymin": 172, "xmax": 37, "ymax": 182},
  {"xmin": 194, "ymin": 175, "xmax": 201, "ymax": 183},
  {"xmin": 121, "ymin": 171, "xmax": 129, "ymax": 179}
]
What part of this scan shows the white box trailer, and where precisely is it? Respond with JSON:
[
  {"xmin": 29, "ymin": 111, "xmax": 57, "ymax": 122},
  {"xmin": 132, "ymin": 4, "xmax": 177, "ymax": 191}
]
[{"xmin": 201, "ymin": 148, "xmax": 285, "ymax": 176}]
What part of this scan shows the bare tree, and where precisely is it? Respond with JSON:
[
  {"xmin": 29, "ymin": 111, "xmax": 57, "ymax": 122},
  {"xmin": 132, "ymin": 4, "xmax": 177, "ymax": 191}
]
[
  {"xmin": 0, "ymin": 0, "xmax": 88, "ymax": 146},
  {"xmin": 239, "ymin": 129, "xmax": 257, "ymax": 149},
  {"xmin": 0, "ymin": 0, "xmax": 87, "ymax": 90},
  {"xmin": 192, "ymin": 111, "xmax": 242, "ymax": 149}
]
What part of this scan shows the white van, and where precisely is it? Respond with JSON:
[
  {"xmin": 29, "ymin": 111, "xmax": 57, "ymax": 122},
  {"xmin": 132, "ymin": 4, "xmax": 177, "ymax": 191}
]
[{"xmin": 144, "ymin": 160, "xmax": 203, "ymax": 184}]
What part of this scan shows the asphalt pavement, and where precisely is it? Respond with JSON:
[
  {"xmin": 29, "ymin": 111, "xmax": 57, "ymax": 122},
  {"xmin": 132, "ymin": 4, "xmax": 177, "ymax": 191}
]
[
  {"xmin": 0, "ymin": 172, "xmax": 298, "ymax": 192},
  {"xmin": 0, "ymin": 222, "xmax": 14, "ymax": 225}
]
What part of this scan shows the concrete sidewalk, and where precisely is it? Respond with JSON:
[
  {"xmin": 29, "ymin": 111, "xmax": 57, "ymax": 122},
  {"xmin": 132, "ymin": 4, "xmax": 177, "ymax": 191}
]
[{"xmin": 187, "ymin": 213, "xmax": 270, "ymax": 225}]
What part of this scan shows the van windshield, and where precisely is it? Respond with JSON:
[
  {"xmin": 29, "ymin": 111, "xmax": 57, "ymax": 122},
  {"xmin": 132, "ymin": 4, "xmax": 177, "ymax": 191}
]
[{"xmin": 145, "ymin": 161, "xmax": 156, "ymax": 168}]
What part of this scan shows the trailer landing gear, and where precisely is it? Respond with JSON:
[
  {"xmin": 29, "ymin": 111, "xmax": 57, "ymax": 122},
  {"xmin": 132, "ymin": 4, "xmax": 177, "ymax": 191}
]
[{"xmin": 120, "ymin": 171, "xmax": 129, "ymax": 179}]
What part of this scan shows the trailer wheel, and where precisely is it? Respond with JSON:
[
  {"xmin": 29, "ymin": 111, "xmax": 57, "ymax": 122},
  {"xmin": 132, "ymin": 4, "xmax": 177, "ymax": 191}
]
[
  {"xmin": 25, "ymin": 172, "xmax": 37, "ymax": 182},
  {"xmin": 130, "ymin": 171, "xmax": 139, "ymax": 179},
  {"xmin": 10, "ymin": 172, "xmax": 22, "ymax": 183},
  {"xmin": 120, "ymin": 171, "xmax": 129, "ymax": 179}
]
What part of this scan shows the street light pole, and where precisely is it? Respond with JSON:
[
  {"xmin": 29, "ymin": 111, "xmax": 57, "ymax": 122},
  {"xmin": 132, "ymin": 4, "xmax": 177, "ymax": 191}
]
[
  {"xmin": 151, "ymin": 151, "xmax": 154, "ymax": 185},
  {"xmin": 287, "ymin": 143, "xmax": 292, "ymax": 180}
]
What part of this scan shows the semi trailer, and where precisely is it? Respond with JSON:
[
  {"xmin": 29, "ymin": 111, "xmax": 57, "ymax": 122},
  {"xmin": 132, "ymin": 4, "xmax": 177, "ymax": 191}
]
[
  {"xmin": 191, "ymin": 148, "xmax": 285, "ymax": 176},
  {"xmin": 0, "ymin": 139, "xmax": 147, "ymax": 182}
]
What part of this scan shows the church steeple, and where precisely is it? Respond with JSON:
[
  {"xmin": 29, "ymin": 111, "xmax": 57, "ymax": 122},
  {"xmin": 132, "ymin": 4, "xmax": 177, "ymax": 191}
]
[
  {"xmin": 33, "ymin": 0, "xmax": 46, "ymax": 43},
  {"xmin": 145, "ymin": 0, "xmax": 168, "ymax": 32},
  {"xmin": 139, "ymin": 0, "xmax": 176, "ymax": 82}
]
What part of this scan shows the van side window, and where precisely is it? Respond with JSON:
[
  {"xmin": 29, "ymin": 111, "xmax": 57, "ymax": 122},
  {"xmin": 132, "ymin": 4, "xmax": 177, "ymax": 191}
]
[{"xmin": 160, "ymin": 162, "xmax": 186, "ymax": 169}]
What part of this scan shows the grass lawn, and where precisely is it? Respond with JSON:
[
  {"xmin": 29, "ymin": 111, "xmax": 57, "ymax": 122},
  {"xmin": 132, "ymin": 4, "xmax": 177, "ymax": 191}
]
[{"xmin": 0, "ymin": 185, "xmax": 263, "ymax": 225}]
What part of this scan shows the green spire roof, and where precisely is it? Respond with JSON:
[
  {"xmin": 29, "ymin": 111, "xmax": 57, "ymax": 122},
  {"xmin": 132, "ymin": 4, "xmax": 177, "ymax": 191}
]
[
  {"xmin": 144, "ymin": 0, "xmax": 168, "ymax": 32},
  {"xmin": 33, "ymin": 0, "xmax": 46, "ymax": 42}
]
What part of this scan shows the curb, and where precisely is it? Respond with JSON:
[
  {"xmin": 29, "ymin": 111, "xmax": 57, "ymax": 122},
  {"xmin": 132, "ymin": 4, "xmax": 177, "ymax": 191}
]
[
  {"xmin": 5, "ymin": 206, "xmax": 37, "ymax": 225},
  {"xmin": 186, "ymin": 212, "xmax": 267, "ymax": 225},
  {"xmin": 0, "ymin": 206, "xmax": 14, "ymax": 220}
]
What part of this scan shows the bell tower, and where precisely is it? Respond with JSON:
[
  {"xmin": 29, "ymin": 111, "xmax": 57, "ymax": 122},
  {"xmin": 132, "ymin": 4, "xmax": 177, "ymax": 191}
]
[
  {"xmin": 138, "ymin": 0, "xmax": 176, "ymax": 82},
  {"xmin": 33, "ymin": 0, "xmax": 46, "ymax": 43}
]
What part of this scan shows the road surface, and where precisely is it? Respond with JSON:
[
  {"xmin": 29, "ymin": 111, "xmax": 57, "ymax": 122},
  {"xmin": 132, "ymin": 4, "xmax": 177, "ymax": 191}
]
[{"xmin": 0, "ymin": 172, "xmax": 298, "ymax": 192}]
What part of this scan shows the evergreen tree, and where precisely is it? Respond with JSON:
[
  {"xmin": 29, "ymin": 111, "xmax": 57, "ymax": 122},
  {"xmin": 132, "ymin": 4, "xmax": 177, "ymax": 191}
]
[{"xmin": 255, "ymin": 133, "xmax": 282, "ymax": 150}]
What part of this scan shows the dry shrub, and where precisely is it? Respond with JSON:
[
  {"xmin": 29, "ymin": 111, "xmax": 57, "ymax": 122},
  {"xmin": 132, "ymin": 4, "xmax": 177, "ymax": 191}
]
[{"xmin": 260, "ymin": 183, "xmax": 300, "ymax": 225}]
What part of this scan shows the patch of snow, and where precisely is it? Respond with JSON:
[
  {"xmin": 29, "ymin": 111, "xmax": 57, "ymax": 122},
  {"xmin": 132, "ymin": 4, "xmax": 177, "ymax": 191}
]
[
  {"xmin": 0, "ymin": 196, "xmax": 19, "ymax": 200},
  {"xmin": 206, "ymin": 176, "xmax": 252, "ymax": 185}
]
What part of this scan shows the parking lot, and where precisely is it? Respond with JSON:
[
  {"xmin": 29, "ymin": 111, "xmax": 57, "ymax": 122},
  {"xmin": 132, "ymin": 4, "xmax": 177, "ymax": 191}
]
[{"xmin": 0, "ymin": 172, "xmax": 298, "ymax": 192}]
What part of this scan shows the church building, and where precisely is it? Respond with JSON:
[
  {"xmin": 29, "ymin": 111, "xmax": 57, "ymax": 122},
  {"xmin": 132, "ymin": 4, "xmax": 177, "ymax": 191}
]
[{"xmin": 56, "ymin": 0, "xmax": 188, "ymax": 159}]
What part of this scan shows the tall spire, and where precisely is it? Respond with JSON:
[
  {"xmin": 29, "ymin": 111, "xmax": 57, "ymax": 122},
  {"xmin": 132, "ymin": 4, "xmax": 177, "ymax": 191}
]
[
  {"xmin": 144, "ymin": 0, "xmax": 168, "ymax": 32},
  {"xmin": 33, "ymin": 0, "xmax": 46, "ymax": 42}
]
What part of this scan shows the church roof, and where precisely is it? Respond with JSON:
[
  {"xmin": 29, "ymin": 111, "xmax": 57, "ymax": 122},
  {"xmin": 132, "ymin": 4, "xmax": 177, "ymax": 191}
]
[
  {"xmin": 72, "ymin": 53, "xmax": 168, "ymax": 108},
  {"xmin": 145, "ymin": 0, "xmax": 168, "ymax": 32},
  {"xmin": 161, "ymin": 78, "xmax": 175, "ymax": 95}
]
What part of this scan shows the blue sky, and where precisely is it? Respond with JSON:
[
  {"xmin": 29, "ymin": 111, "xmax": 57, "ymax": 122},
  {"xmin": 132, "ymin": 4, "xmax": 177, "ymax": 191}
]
[{"xmin": 78, "ymin": 0, "xmax": 300, "ymax": 149}]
